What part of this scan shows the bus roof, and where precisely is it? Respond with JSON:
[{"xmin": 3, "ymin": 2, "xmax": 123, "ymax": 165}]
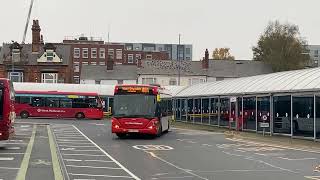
[{"xmin": 15, "ymin": 90, "xmax": 98, "ymax": 96}]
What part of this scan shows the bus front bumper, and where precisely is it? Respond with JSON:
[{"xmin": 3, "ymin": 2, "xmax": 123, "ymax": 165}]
[{"xmin": 112, "ymin": 127, "xmax": 158, "ymax": 135}]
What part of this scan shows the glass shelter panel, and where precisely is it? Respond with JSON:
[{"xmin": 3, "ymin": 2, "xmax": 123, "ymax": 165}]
[
  {"xmin": 210, "ymin": 98, "xmax": 219, "ymax": 125},
  {"xmin": 202, "ymin": 98, "xmax": 209, "ymax": 124},
  {"xmin": 220, "ymin": 98, "xmax": 229, "ymax": 127},
  {"xmin": 187, "ymin": 99, "xmax": 193, "ymax": 122},
  {"xmin": 181, "ymin": 99, "xmax": 187, "ymax": 121},
  {"xmin": 243, "ymin": 97, "xmax": 256, "ymax": 131},
  {"xmin": 316, "ymin": 96, "xmax": 320, "ymax": 139},
  {"xmin": 194, "ymin": 99, "xmax": 201, "ymax": 123},
  {"xmin": 177, "ymin": 99, "xmax": 182, "ymax": 121},
  {"xmin": 257, "ymin": 96, "xmax": 271, "ymax": 132},
  {"xmin": 292, "ymin": 96, "xmax": 314, "ymax": 137},
  {"xmin": 273, "ymin": 96, "xmax": 291, "ymax": 134}
]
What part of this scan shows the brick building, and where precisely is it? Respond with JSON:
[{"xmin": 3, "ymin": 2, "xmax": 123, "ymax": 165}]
[
  {"xmin": 0, "ymin": 20, "xmax": 72, "ymax": 83},
  {"xmin": 63, "ymin": 37, "xmax": 169, "ymax": 83}
]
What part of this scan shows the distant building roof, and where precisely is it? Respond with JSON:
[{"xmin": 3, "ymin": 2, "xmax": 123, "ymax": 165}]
[
  {"xmin": 138, "ymin": 59, "xmax": 273, "ymax": 78},
  {"xmin": 0, "ymin": 43, "xmax": 71, "ymax": 65},
  {"xmin": 81, "ymin": 65, "xmax": 138, "ymax": 81}
]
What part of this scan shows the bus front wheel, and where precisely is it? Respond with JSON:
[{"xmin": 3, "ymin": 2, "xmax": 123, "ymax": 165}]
[
  {"xmin": 116, "ymin": 133, "xmax": 126, "ymax": 139},
  {"xmin": 75, "ymin": 112, "xmax": 85, "ymax": 119},
  {"xmin": 20, "ymin": 111, "xmax": 29, "ymax": 119}
]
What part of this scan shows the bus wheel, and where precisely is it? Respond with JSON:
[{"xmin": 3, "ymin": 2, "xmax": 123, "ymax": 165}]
[
  {"xmin": 157, "ymin": 125, "xmax": 162, "ymax": 137},
  {"xmin": 116, "ymin": 133, "xmax": 126, "ymax": 139},
  {"xmin": 20, "ymin": 111, "xmax": 29, "ymax": 119},
  {"xmin": 75, "ymin": 113, "xmax": 85, "ymax": 119}
]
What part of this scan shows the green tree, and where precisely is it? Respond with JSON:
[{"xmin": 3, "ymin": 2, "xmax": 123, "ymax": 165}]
[
  {"xmin": 212, "ymin": 48, "xmax": 235, "ymax": 60},
  {"xmin": 253, "ymin": 20, "xmax": 310, "ymax": 72}
]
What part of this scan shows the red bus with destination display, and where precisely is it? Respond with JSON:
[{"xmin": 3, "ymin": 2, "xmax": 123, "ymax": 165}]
[
  {"xmin": 112, "ymin": 84, "xmax": 172, "ymax": 138},
  {"xmin": 0, "ymin": 79, "xmax": 15, "ymax": 141},
  {"xmin": 15, "ymin": 91, "xmax": 103, "ymax": 120}
]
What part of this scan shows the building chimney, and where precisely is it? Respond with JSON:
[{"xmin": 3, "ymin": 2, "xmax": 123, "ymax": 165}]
[
  {"xmin": 107, "ymin": 55, "xmax": 114, "ymax": 70},
  {"xmin": 202, "ymin": 49, "xmax": 209, "ymax": 69},
  {"xmin": 32, "ymin": 20, "xmax": 41, "ymax": 53}
]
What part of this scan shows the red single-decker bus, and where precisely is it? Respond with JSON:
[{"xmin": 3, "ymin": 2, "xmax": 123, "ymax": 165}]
[
  {"xmin": 0, "ymin": 79, "xmax": 15, "ymax": 141},
  {"xmin": 15, "ymin": 91, "xmax": 103, "ymax": 120}
]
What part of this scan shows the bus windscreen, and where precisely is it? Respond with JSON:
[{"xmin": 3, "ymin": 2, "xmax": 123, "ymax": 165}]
[{"xmin": 113, "ymin": 94, "xmax": 156, "ymax": 118}]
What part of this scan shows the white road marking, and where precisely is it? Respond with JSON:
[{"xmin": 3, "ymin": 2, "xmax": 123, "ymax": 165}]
[
  {"xmin": 58, "ymin": 145, "xmax": 94, "ymax": 148},
  {"xmin": 0, "ymin": 157, "xmax": 14, "ymax": 161},
  {"xmin": 15, "ymin": 134, "xmax": 29, "ymax": 136},
  {"xmin": 66, "ymin": 165, "xmax": 121, "ymax": 170},
  {"xmin": 0, "ymin": 153, "xmax": 24, "ymax": 155},
  {"xmin": 57, "ymin": 140, "xmax": 88, "ymax": 142},
  {"xmin": 278, "ymin": 157, "xmax": 317, "ymax": 161},
  {"xmin": 20, "ymin": 125, "xmax": 30, "ymax": 128},
  {"xmin": 56, "ymin": 137, "xmax": 83, "ymax": 139},
  {"xmin": 133, "ymin": 145, "xmax": 174, "ymax": 151},
  {"xmin": 69, "ymin": 173, "xmax": 133, "ymax": 179},
  {"xmin": 0, "ymin": 167, "xmax": 20, "ymax": 170},
  {"xmin": 1, "ymin": 143, "xmax": 27, "ymax": 145},
  {"xmin": 222, "ymin": 151, "xmax": 296, "ymax": 173},
  {"xmin": 84, "ymin": 160, "xmax": 113, "ymax": 163},
  {"xmin": 57, "ymin": 142, "xmax": 92, "ymax": 145},
  {"xmin": 187, "ymin": 141, "xmax": 197, "ymax": 144},
  {"xmin": 5, "ymin": 147, "xmax": 21, "ymax": 150},
  {"xmin": 8, "ymin": 140, "xmax": 23, "ymax": 142},
  {"xmin": 65, "ymin": 159, "xmax": 82, "ymax": 162},
  {"xmin": 63, "ymin": 149, "xmax": 100, "ymax": 152},
  {"xmin": 254, "ymin": 153, "xmax": 285, "ymax": 157},
  {"xmin": 147, "ymin": 152, "xmax": 208, "ymax": 180},
  {"xmin": 62, "ymin": 154, "xmax": 105, "ymax": 157},
  {"xmin": 73, "ymin": 125, "xmax": 141, "ymax": 180}
]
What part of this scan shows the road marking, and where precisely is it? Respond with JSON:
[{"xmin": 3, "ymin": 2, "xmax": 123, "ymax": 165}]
[
  {"xmin": 0, "ymin": 157, "xmax": 14, "ymax": 161},
  {"xmin": 59, "ymin": 145, "xmax": 94, "ymax": 148},
  {"xmin": 31, "ymin": 159, "xmax": 52, "ymax": 166},
  {"xmin": 62, "ymin": 154, "xmax": 105, "ymax": 157},
  {"xmin": 16, "ymin": 125, "xmax": 37, "ymax": 180},
  {"xmin": 305, "ymin": 176, "xmax": 320, "ymax": 180},
  {"xmin": 133, "ymin": 145, "xmax": 174, "ymax": 151},
  {"xmin": 254, "ymin": 153, "xmax": 285, "ymax": 157},
  {"xmin": 73, "ymin": 125, "xmax": 141, "ymax": 180},
  {"xmin": 66, "ymin": 165, "xmax": 122, "ymax": 170},
  {"xmin": 2, "ymin": 143, "xmax": 27, "ymax": 145},
  {"xmin": 57, "ymin": 140, "xmax": 88, "ymax": 142},
  {"xmin": 69, "ymin": 173, "xmax": 134, "ymax": 179},
  {"xmin": 147, "ymin": 152, "xmax": 208, "ymax": 180},
  {"xmin": 84, "ymin": 159, "xmax": 113, "ymax": 163},
  {"xmin": 278, "ymin": 157, "xmax": 317, "ymax": 161},
  {"xmin": 57, "ymin": 142, "xmax": 92, "ymax": 145},
  {"xmin": 5, "ymin": 147, "xmax": 21, "ymax": 150},
  {"xmin": 0, "ymin": 153, "xmax": 24, "ymax": 155},
  {"xmin": 0, "ymin": 167, "xmax": 20, "ymax": 170},
  {"xmin": 47, "ymin": 125, "xmax": 64, "ymax": 180},
  {"xmin": 20, "ymin": 125, "xmax": 30, "ymax": 128}
]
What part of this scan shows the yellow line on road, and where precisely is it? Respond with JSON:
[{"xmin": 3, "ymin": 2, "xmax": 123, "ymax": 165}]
[
  {"xmin": 15, "ymin": 125, "xmax": 37, "ymax": 180},
  {"xmin": 47, "ymin": 125, "xmax": 64, "ymax": 180}
]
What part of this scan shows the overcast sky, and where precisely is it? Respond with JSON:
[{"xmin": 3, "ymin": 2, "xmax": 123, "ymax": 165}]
[{"xmin": 1, "ymin": 0, "xmax": 319, "ymax": 60}]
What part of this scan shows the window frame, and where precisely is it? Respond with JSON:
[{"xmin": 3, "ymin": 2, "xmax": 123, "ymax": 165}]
[
  {"xmin": 74, "ymin": 48, "xmax": 80, "ymax": 58},
  {"xmin": 91, "ymin": 48, "xmax": 97, "ymax": 59},
  {"xmin": 99, "ymin": 48, "xmax": 105, "ymax": 59},
  {"xmin": 82, "ymin": 48, "xmax": 89, "ymax": 59},
  {"xmin": 41, "ymin": 73, "xmax": 58, "ymax": 84},
  {"xmin": 127, "ymin": 54, "xmax": 134, "ymax": 63}
]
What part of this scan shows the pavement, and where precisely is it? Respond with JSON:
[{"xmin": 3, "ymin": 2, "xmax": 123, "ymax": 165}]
[{"xmin": 1, "ymin": 118, "xmax": 320, "ymax": 180}]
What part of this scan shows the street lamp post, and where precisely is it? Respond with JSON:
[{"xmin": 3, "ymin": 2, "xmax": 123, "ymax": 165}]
[{"xmin": 178, "ymin": 34, "xmax": 181, "ymax": 86}]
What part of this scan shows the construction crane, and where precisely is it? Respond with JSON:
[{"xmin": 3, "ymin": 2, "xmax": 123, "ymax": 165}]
[{"xmin": 22, "ymin": 0, "xmax": 35, "ymax": 44}]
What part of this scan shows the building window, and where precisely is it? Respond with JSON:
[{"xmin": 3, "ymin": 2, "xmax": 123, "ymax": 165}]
[
  {"xmin": 91, "ymin": 62, "xmax": 97, "ymax": 65},
  {"xmin": 186, "ymin": 57, "xmax": 191, "ymax": 60},
  {"xmin": 200, "ymin": 79, "xmax": 206, "ymax": 83},
  {"xmin": 91, "ymin": 48, "xmax": 97, "ymax": 58},
  {"xmin": 46, "ymin": 50, "xmax": 55, "ymax": 61},
  {"xmin": 74, "ymin": 63, "xmax": 80, "ymax": 72},
  {"xmin": 315, "ymin": 50, "xmax": 319, "ymax": 57},
  {"xmin": 74, "ymin": 48, "xmax": 80, "ymax": 58},
  {"xmin": 116, "ymin": 49, "xmax": 122, "ymax": 59},
  {"xmin": 95, "ymin": 80, "xmax": 101, "ymax": 84},
  {"xmin": 169, "ymin": 78, "xmax": 177, "ymax": 85},
  {"xmin": 142, "ymin": 78, "xmax": 157, "ymax": 84},
  {"xmin": 146, "ymin": 54, "xmax": 152, "ymax": 60},
  {"xmin": 117, "ymin": 80, "xmax": 123, "ymax": 84},
  {"xmin": 158, "ymin": 47, "xmax": 163, "ymax": 51},
  {"xmin": 73, "ymin": 76, "xmax": 80, "ymax": 84},
  {"xmin": 99, "ymin": 62, "xmax": 106, "ymax": 65},
  {"xmin": 41, "ymin": 73, "xmax": 58, "ymax": 83},
  {"xmin": 82, "ymin": 62, "xmax": 88, "ymax": 65},
  {"xmin": 8, "ymin": 72, "xmax": 23, "ymax": 82},
  {"xmin": 186, "ymin": 48, "xmax": 191, "ymax": 55},
  {"xmin": 82, "ymin": 48, "xmax": 88, "ymax": 58},
  {"xmin": 99, "ymin": 48, "xmax": 105, "ymax": 59},
  {"xmin": 108, "ymin": 49, "xmax": 114, "ymax": 60},
  {"xmin": 126, "ymin": 46, "xmax": 132, "ymax": 50},
  {"xmin": 128, "ymin": 54, "xmax": 134, "ymax": 63}
]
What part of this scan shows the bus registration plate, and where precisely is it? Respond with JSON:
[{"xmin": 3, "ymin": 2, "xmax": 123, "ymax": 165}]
[{"xmin": 128, "ymin": 129, "xmax": 139, "ymax": 132}]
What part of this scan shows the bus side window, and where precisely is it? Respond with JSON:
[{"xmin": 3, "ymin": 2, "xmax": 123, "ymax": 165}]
[
  {"xmin": 59, "ymin": 98, "xmax": 72, "ymax": 108},
  {"xmin": 31, "ymin": 97, "xmax": 45, "ymax": 107},
  {"xmin": 20, "ymin": 97, "xmax": 31, "ymax": 104}
]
